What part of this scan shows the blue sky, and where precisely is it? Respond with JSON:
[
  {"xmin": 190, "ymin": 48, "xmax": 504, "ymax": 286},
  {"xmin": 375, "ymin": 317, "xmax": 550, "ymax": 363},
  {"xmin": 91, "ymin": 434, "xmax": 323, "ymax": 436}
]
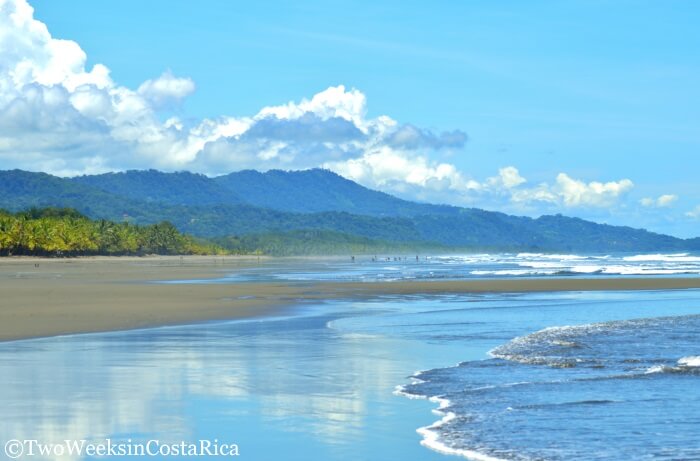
[{"xmin": 2, "ymin": 0, "xmax": 699, "ymax": 236}]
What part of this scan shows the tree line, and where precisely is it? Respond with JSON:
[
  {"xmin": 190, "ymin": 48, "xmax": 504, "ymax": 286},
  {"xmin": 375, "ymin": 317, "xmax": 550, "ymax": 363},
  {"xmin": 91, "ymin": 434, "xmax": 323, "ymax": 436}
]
[{"xmin": 0, "ymin": 208, "xmax": 224, "ymax": 256}]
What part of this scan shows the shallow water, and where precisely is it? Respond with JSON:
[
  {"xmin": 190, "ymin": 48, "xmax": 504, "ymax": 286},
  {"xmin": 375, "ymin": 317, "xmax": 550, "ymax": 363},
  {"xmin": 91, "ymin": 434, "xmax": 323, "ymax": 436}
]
[
  {"xmin": 2, "ymin": 278, "xmax": 699, "ymax": 460},
  {"xmin": 0, "ymin": 303, "xmax": 461, "ymax": 461}
]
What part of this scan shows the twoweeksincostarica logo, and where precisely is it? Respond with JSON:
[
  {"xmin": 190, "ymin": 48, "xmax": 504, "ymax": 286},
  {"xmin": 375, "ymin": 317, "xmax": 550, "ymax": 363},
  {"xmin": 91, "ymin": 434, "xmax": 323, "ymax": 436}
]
[{"xmin": 4, "ymin": 438, "xmax": 240, "ymax": 458}]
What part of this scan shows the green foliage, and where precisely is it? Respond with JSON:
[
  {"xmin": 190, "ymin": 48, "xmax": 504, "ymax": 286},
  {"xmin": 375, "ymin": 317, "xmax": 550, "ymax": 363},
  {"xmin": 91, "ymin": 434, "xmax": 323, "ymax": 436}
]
[
  {"xmin": 72, "ymin": 170, "xmax": 241, "ymax": 206},
  {"xmin": 213, "ymin": 229, "xmax": 448, "ymax": 256},
  {"xmin": 0, "ymin": 208, "xmax": 224, "ymax": 257}
]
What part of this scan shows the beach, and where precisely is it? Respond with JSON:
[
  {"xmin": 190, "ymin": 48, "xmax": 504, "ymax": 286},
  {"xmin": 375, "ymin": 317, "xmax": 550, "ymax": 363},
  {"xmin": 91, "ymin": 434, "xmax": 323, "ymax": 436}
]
[
  {"xmin": 2, "ymin": 255, "xmax": 700, "ymax": 341},
  {"xmin": 2, "ymin": 254, "xmax": 700, "ymax": 460}
]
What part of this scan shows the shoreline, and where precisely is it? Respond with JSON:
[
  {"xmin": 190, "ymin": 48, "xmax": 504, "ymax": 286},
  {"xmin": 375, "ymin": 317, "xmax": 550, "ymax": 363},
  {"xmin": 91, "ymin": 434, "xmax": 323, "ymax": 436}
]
[{"xmin": 2, "ymin": 257, "xmax": 700, "ymax": 342}]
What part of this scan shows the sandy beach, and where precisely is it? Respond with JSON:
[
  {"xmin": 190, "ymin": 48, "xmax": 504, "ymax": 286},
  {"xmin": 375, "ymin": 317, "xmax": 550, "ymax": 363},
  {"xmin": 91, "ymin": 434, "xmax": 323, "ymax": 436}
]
[{"xmin": 2, "ymin": 256, "xmax": 700, "ymax": 342}]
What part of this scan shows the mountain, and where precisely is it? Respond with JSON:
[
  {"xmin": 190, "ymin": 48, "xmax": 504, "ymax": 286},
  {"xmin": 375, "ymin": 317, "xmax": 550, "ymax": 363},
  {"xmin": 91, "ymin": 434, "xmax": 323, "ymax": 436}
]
[
  {"xmin": 214, "ymin": 169, "xmax": 458, "ymax": 216},
  {"xmin": 0, "ymin": 169, "xmax": 143, "ymax": 218},
  {"xmin": 0, "ymin": 170, "xmax": 422, "ymax": 242},
  {"xmin": 72, "ymin": 170, "xmax": 241, "ymax": 206},
  {"xmin": 0, "ymin": 168, "xmax": 696, "ymax": 253}
]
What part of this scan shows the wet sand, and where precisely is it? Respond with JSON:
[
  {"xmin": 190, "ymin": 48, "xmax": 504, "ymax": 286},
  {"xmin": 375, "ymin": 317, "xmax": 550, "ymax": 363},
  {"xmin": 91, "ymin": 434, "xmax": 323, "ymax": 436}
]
[{"xmin": 2, "ymin": 256, "xmax": 700, "ymax": 341}]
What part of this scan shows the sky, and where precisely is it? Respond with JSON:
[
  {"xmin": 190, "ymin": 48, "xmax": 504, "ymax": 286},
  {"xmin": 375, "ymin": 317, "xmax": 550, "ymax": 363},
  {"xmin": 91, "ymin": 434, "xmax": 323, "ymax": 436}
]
[{"xmin": 1, "ymin": 0, "xmax": 699, "ymax": 237}]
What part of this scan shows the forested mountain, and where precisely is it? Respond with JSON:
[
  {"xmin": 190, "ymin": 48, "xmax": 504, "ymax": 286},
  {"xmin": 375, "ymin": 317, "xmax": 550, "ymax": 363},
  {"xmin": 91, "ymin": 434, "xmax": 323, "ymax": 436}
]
[
  {"xmin": 213, "ymin": 169, "xmax": 458, "ymax": 216},
  {"xmin": 0, "ymin": 169, "xmax": 696, "ymax": 253},
  {"xmin": 72, "ymin": 170, "xmax": 241, "ymax": 206}
]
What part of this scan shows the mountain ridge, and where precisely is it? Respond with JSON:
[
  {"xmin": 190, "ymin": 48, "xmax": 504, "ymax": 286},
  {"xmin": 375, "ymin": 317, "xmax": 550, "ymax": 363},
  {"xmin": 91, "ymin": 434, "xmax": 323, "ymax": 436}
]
[
  {"xmin": 0, "ymin": 168, "xmax": 696, "ymax": 253},
  {"xmin": 213, "ymin": 169, "xmax": 459, "ymax": 216}
]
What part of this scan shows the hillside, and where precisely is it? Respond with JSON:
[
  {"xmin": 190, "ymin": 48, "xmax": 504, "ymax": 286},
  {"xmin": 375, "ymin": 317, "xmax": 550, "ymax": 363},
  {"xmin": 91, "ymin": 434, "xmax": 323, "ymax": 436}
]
[
  {"xmin": 214, "ymin": 169, "xmax": 459, "ymax": 216},
  {"xmin": 0, "ymin": 169, "xmax": 695, "ymax": 253},
  {"xmin": 0, "ymin": 170, "xmax": 423, "ymax": 241},
  {"xmin": 72, "ymin": 170, "xmax": 241, "ymax": 206}
]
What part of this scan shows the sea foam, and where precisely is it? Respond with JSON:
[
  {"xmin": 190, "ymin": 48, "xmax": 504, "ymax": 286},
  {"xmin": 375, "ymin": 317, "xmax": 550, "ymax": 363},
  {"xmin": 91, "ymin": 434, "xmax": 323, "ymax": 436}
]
[{"xmin": 678, "ymin": 355, "xmax": 700, "ymax": 367}]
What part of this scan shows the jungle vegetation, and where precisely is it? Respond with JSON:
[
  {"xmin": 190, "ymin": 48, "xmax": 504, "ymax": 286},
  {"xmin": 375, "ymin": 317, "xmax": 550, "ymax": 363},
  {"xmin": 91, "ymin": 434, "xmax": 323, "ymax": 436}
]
[{"xmin": 0, "ymin": 208, "xmax": 223, "ymax": 256}]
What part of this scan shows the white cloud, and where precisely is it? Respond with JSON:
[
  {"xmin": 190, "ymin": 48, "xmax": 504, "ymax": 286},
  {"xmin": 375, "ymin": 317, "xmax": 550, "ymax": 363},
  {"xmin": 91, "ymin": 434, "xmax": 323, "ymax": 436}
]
[
  {"xmin": 137, "ymin": 70, "xmax": 195, "ymax": 109},
  {"xmin": 554, "ymin": 173, "xmax": 634, "ymax": 207},
  {"xmin": 256, "ymin": 85, "xmax": 368, "ymax": 129},
  {"xmin": 640, "ymin": 194, "xmax": 678, "ymax": 208},
  {"xmin": 325, "ymin": 147, "xmax": 471, "ymax": 196},
  {"xmin": 488, "ymin": 166, "xmax": 526, "ymax": 189},
  {"xmin": 686, "ymin": 206, "xmax": 700, "ymax": 219},
  {"xmin": 510, "ymin": 173, "xmax": 633, "ymax": 208},
  {"xmin": 511, "ymin": 182, "xmax": 559, "ymax": 205}
]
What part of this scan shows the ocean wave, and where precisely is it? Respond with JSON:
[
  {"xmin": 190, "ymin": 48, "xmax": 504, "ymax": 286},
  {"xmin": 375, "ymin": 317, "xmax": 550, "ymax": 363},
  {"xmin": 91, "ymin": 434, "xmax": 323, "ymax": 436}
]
[
  {"xmin": 415, "ymin": 396, "xmax": 509, "ymax": 461},
  {"xmin": 516, "ymin": 252, "xmax": 588, "ymax": 260},
  {"xmin": 645, "ymin": 355, "xmax": 700, "ymax": 374},
  {"xmin": 472, "ymin": 266, "xmax": 700, "ymax": 277},
  {"xmin": 199, "ymin": 251, "xmax": 700, "ymax": 284},
  {"xmin": 623, "ymin": 253, "xmax": 700, "ymax": 262},
  {"xmin": 597, "ymin": 265, "xmax": 700, "ymax": 275},
  {"xmin": 678, "ymin": 355, "xmax": 700, "ymax": 367},
  {"xmin": 397, "ymin": 301, "xmax": 700, "ymax": 460},
  {"xmin": 489, "ymin": 315, "xmax": 700, "ymax": 371},
  {"xmin": 644, "ymin": 363, "xmax": 700, "ymax": 375},
  {"xmin": 470, "ymin": 269, "xmax": 560, "ymax": 276}
]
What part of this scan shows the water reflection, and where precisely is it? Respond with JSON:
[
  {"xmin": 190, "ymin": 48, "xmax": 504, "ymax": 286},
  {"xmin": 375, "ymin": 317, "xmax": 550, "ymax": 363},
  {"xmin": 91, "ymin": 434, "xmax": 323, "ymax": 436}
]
[{"xmin": 0, "ymin": 306, "xmax": 449, "ymax": 461}]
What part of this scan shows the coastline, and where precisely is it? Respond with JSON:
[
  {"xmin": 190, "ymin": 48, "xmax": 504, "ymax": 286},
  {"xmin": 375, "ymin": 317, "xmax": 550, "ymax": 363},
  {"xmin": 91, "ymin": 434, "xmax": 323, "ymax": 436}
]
[{"xmin": 2, "ymin": 256, "xmax": 700, "ymax": 342}]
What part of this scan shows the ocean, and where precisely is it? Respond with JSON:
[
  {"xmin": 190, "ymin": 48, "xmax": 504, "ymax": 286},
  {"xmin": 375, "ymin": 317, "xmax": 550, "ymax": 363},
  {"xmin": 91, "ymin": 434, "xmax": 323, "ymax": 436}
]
[
  {"xmin": 161, "ymin": 252, "xmax": 700, "ymax": 284},
  {"xmin": 2, "ymin": 253, "xmax": 699, "ymax": 460}
]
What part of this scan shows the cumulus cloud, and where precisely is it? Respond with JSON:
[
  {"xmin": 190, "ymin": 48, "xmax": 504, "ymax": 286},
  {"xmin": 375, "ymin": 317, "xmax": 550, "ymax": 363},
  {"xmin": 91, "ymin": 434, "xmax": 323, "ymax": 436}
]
[
  {"xmin": 640, "ymin": 194, "xmax": 678, "ymax": 208},
  {"xmin": 554, "ymin": 174, "xmax": 634, "ymax": 207},
  {"xmin": 326, "ymin": 147, "xmax": 471, "ymax": 196},
  {"xmin": 137, "ymin": 70, "xmax": 195, "ymax": 109},
  {"xmin": 488, "ymin": 166, "xmax": 526, "ymax": 190},
  {"xmin": 510, "ymin": 173, "xmax": 634, "ymax": 208}
]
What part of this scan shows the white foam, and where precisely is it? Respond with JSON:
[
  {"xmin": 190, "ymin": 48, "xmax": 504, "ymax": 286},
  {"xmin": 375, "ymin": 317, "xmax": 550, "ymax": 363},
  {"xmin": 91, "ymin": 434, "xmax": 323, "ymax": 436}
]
[
  {"xmin": 517, "ymin": 252, "xmax": 586, "ymax": 260},
  {"xmin": 678, "ymin": 356, "xmax": 700, "ymax": 367},
  {"xmin": 397, "ymin": 365, "xmax": 510, "ymax": 460},
  {"xmin": 471, "ymin": 269, "xmax": 558, "ymax": 276},
  {"xmin": 393, "ymin": 383, "xmax": 426, "ymax": 399},
  {"xmin": 518, "ymin": 261, "xmax": 561, "ymax": 268},
  {"xmin": 415, "ymin": 396, "xmax": 508, "ymax": 461},
  {"xmin": 623, "ymin": 253, "xmax": 700, "ymax": 262},
  {"xmin": 570, "ymin": 265, "xmax": 606, "ymax": 273},
  {"xmin": 604, "ymin": 265, "xmax": 700, "ymax": 275}
]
